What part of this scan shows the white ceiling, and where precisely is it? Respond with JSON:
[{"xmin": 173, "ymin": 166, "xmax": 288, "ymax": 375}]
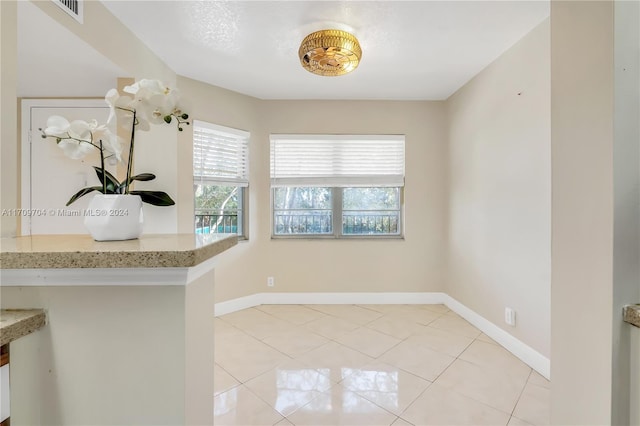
[{"xmin": 19, "ymin": 1, "xmax": 550, "ymax": 101}]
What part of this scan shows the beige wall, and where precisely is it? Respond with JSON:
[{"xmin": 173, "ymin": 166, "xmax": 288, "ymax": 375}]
[
  {"xmin": 254, "ymin": 100, "xmax": 447, "ymax": 297},
  {"xmin": 445, "ymin": 20, "xmax": 551, "ymax": 357},
  {"xmin": 191, "ymin": 98, "xmax": 448, "ymax": 303},
  {"xmin": 176, "ymin": 76, "xmax": 261, "ymax": 234},
  {"xmin": 613, "ymin": 1, "xmax": 640, "ymax": 424},
  {"xmin": 550, "ymin": 2, "xmax": 615, "ymax": 424},
  {"xmin": 176, "ymin": 77, "xmax": 261, "ymax": 302},
  {"xmin": 1, "ymin": 1, "xmax": 19, "ymax": 237}
]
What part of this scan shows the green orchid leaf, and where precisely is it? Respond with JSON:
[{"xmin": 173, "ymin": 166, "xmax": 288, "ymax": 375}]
[
  {"xmin": 130, "ymin": 190, "xmax": 175, "ymax": 206},
  {"xmin": 66, "ymin": 186, "xmax": 103, "ymax": 206},
  {"xmin": 129, "ymin": 173, "xmax": 156, "ymax": 182},
  {"xmin": 93, "ymin": 167, "xmax": 121, "ymax": 189},
  {"xmin": 117, "ymin": 173, "xmax": 157, "ymax": 193}
]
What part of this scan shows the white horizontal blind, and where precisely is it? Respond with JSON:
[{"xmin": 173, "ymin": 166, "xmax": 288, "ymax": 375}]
[
  {"xmin": 270, "ymin": 134, "xmax": 405, "ymax": 187},
  {"xmin": 193, "ymin": 120, "xmax": 249, "ymax": 186}
]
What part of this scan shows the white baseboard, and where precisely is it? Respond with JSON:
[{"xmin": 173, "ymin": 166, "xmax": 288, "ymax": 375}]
[
  {"xmin": 214, "ymin": 292, "xmax": 447, "ymax": 315},
  {"xmin": 214, "ymin": 293, "xmax": 264, "ymax": 316},
  {"xmin": 259, "ymin": 291, "xmax": 448, "ymax": 305},
  {"xmin": 441, "ymin": 294, "xmax": 550, "ymax": 380},
  {"xmin": 214, "ymin": 291, "xmax": 551, "ymax": 380}
]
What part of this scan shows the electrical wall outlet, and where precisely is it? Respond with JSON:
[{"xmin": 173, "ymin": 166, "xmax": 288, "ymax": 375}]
[
  {"xmin": 505, "ymin": 307, "xmax": 516, "ymax": 326},
  {"xmin": 267, "ymin": 277, "xmax": 275, "ymax": 287}
]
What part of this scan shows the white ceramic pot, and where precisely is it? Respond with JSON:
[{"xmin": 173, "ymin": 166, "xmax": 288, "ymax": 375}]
[{"xmin": 84, "ymin": 194, "xmax": 143, "ymax": 241}]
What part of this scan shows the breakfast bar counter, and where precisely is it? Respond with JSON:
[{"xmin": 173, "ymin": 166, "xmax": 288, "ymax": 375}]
[
  {"xmin": 0, "ymin": 233, "xmax": 237, "ymax": 426},
  {"xmin": 0, "ymin": 309, "xmax": 46, "ymax": 346},
  {"xmin": 624, "ymin": 304, "xmax": 640, "ymax": 328},
  {"xmin": 0, "ymin": 233, "xmax": 237, "ymax": 269}
]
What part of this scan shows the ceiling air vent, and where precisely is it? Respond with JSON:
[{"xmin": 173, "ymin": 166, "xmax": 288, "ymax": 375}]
[{"xmin": 51, "ymin": 0, "xmax": 83, "ymax": 24}]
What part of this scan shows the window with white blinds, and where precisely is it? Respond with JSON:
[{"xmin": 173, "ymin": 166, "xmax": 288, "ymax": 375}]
[
  {"xmin": 270, "ymin": 134, "xmax": 405, "ymax": 238},
  {"xmin": 193, "ymin": 120, "xmax": 249, "ymax": 186},
  {"xmin": 270, "ymin": 134, "xmax": 405, "ymax": 188}
]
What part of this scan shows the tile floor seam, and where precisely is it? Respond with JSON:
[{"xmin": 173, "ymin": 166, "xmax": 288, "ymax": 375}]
[
  {"xmin": 304, "ymin": 305, "xmax": 385, "ymax": 327},
  {"xmin": 215, "ymin": 362, "xmax": 244, "ymax": 389},
  {"xmin": 403, "ymin": 332, "xmax": 521, "ymax": 417},
  {"xmin": 340, "ymin": 388, "xmax": 403, "ymax": 420},
  {"xmin": 237, "ymin": 382, "xmax": 274, "ymax": 410},
  {"xmin": 256, "ymin": 305, "xmax": 327, "ymax": 326},
  {"xmin": 243, "ymin": 376, "xmax": 316, "ymax": 420},
  {"xmin": 257, "ymin": 331, "xmax": 319, "ymax": 359},
  {"xmin": 420, "ymin": 336, "xmax": 470, "ymax": 384},
  {"xmin": 356, "ymin": 304, "xmax": 391, "ymax": 314},
  {"xmin": 341, "ymin": 368, "xmax": 433, "ymax": 417},
  {"xmin": 510, "ymin": 369, "xmax": 535, "ymax": 417},
  {"xmin": 282, "ymin": 381, "xmax": 398, "ymax": 425},
  {"xmin": 508, "ymin": 415, "xmax": 532, "ymax": 426},
  {"xmin": 455, "ymin": 340, "xmax": 532, "ymax": 379},
  {"xmin": 331, "ymin": 329, "xmax": 410, "ymax": 360},
  {"xmin": 394, "ymin": 381, "xmax": 434, "ymax": 420},
  {"xmin": 433, "ymin": 355, "xmax": 531, "ymax": 414},
  {"xmin": 430, "ymin": 381, "xmax": 516, "ymax": 419},
  {"xmin": 361, "ymin": 317, "xmax": 442, "ymax": 339}
]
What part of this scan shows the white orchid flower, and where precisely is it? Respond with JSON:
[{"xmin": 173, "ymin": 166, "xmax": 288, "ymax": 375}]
[
  {"xmin": 105, "ymin": 89, "xmax": 133, "ymax": 123},
  {"xmin": 94, "ymin": 124, "xmax": 123, "ymax": 162},
  {"xmin": 124, "ymin": 79, "xmax": 179, "ymax": 127},
  {"xmin": 123, "ymin": 78, "xmax": 166, "ymax": 97},
  {"xmin": 51, "ymin": 119, "xmax": 94, "ymax": 160},
  {"xmin": 67, "ymin": 119, "xmax": 96, "ymax": 143},
  {"xmin": 44, "ymin": 115, "xmax": 71, "ymax": 138},
  {"xmin": 57, "ymin": 138, "xmax": 94, "ymax": 160},
  {"xmin": 140, "ymin": 96, "xmax": 172, "ymax": 125},
  {"xmin": 104, "ymin": 88, "xmax": 146, "ymax": 132}
]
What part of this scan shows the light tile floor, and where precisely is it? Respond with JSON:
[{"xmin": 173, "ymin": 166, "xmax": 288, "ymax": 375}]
[{"xmin": 214, "ymin": 304, "xmax": 550, "ymax": 426}]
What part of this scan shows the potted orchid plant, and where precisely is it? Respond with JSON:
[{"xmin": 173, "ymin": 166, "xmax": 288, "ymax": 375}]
[
  {"xmin": 41, "ymin": 79, "xmax": 189, "ymax": 241},
  {"xmin": 42, "ymin": 79, "xmax": 189, "ymax": 206}
]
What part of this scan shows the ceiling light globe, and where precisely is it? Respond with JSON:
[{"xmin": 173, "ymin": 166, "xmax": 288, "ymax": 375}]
[{"xmin": 298, "ymin": 29, "xmax": 362, "ymax": 77}]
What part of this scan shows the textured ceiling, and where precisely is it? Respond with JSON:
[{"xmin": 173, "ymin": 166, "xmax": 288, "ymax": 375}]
[{"xmin": 19, "ymin": 1, "xmax": 550, "ymax": 101}]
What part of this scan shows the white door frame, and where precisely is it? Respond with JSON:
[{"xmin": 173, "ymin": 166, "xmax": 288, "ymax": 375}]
[{"xmin": 20, "ymin": 98, "xmax": 106, "ymax": 235}]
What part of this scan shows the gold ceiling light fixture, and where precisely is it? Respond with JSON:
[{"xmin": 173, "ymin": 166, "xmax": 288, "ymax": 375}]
[{"xmin": 298, "ymin": 29, "xmax": 362, "ymax": 77}]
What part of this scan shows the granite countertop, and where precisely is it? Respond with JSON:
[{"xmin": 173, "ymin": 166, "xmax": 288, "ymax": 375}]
[
  {"xmin": 0, "ymin": 233, "xmax": 237, "ymax": 269},
  {"xmin": 624, "ymin": 305, "xmax": 640, "ymax": 328},
  {"xmin": 0, "ymin": 309, "xmax": 46, "ymax": 346}
]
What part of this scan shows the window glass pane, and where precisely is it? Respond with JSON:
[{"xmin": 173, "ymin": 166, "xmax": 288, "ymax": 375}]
[
  {"xmin": 195, "ymin": 184, "xmax": 243, "ymax": 235},
  {"xmin": 343, "ymin": 187, "xmax": 400, "ymax": 210},
  {"xmin": 342, "ymin": 187, "xmax": 401, "ymax": 235},
  {"xmin": 273, "ymin": 187, "xmax": 332, "ymax": 235},
  {"xmin": 273, "ymin": 187, "xmax": 331, "ymax": 209}
]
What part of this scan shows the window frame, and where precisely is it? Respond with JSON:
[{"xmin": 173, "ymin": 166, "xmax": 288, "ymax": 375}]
[
  {"xmin": 195, "ymin": 183, "xmax": 247, "ymax": 238},
  {"xmin": 193, "ymin": 120, "xmax": 250, "ymax": 239},
  {"xmin": 270, "ymin": 134, "xmax": 405, "ymax": 240},
  {"xmin": 271, "ymin": 187, "xmax": 404, "ymax": 239}
]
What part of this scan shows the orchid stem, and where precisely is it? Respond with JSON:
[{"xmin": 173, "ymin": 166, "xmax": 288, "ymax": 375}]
[
  {"xmin": 99, "ymin": 139, "xmax": 106, "ymax": 194},
  {"xmin": 125, "ymin": 110, "xmax": 136, "ymax": 194}
]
